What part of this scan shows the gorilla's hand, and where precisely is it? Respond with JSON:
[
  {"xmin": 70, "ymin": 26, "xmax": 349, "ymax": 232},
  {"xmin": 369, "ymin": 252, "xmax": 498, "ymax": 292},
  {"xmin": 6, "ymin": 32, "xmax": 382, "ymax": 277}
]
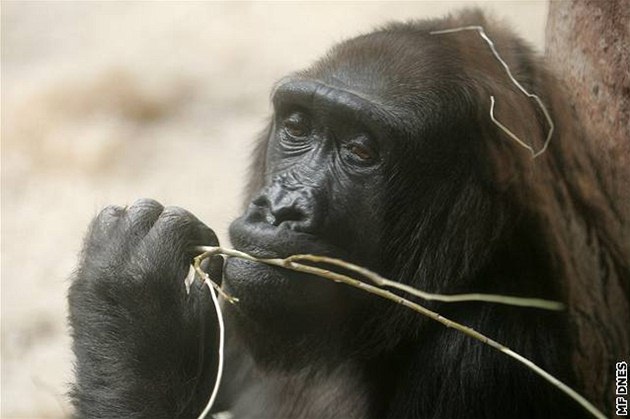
[
  {"xmin": 69, "ymin": 199, "xmax": 221, "ymax": 418},
  {"xmin": 76, "ymin": 198, "xmax": 220, "ymax": 294}
]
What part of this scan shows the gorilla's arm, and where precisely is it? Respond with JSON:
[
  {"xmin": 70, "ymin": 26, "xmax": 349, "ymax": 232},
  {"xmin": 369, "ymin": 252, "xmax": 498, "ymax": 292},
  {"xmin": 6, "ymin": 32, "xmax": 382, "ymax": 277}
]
[{"xmin": 68, "ymin": 199, "xmax": 220, "ymax": 418}]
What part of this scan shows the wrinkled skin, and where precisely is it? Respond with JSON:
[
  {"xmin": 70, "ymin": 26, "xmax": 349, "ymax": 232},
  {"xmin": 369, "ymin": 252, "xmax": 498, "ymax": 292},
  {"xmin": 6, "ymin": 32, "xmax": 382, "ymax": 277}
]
[{"xmin": 69, "ymin": 10, "xmax": 589, "ymax": 419}]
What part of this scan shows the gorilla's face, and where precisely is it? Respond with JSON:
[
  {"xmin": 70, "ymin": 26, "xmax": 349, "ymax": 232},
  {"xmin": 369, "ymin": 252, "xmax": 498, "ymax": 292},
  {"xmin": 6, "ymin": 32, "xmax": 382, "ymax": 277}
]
[
  {"xmin": 224, "ymin": 78, "xmax": 390, "ymax": 350},
  {"xmin": 231, "ymin": 79, "xmax": 389, "ymax": 263}
]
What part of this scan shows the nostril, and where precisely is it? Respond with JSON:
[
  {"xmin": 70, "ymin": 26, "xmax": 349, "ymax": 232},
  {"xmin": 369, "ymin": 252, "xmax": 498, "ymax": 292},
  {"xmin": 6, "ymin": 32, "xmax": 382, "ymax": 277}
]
[
  {"xmin": 252, "ymin": 195, "xmax": 268, "ymax": 207},
  {"xmin": 247, "ymin": 195, "xmax": 276, "ymax": 225},
  {"xmin": 271, "ymin": 206, "xmax": 305, "ymax": 226}
]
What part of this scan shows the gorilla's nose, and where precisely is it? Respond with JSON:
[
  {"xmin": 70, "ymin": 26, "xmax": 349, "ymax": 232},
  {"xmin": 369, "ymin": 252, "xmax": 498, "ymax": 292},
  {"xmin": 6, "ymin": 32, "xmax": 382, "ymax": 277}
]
[{"xmin": 250, "ymin": 185, "xmax": 316, "ymax": 232}]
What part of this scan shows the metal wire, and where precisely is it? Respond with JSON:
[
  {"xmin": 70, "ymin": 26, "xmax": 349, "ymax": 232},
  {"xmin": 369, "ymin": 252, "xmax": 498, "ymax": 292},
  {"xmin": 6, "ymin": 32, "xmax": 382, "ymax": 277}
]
[{"xmin": 430, "ymin": 26, "xmax": 554, "ymax": 158}]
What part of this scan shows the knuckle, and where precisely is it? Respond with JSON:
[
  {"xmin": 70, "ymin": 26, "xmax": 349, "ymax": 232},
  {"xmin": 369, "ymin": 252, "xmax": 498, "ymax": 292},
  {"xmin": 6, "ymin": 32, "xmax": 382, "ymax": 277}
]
[
  {"xmin": 149, "ymin": 207, "xmax": 198, "ymax": 239},
  {"xmin": 84, "ymin": 205, "xmax": 127, "ymax": 254},
  {"xmin": 160, "ymin": 206, "xmax": 195, "ymax": 222},
  {"xmin": 98, "ymin": 204, "xmax": 125, "ymax": 218},
  {"xmin": 94, "ymin": 205, "xmax": 126, "ymax": 225},
  {"xmin": 130, "ymin": 198, "xmax": 164, "ymax": 212},
  {"xmin": 126, "ymin": 198, "xmax": 164, "ymax": 228}
]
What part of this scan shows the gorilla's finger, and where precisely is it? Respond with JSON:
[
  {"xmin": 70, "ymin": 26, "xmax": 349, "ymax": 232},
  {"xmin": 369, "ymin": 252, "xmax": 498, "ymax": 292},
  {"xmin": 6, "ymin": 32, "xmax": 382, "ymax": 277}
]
[
  {"xmin": 93, "ymin": 205, "xmax": 126, "ymax": 230},
  {"xmin": 125, "ymin": 198, "xmax": 165, "ymax": 237},
  {"xmin": 138, "ymin": 206, "xmax": 215, "ymax": 284},
  {"xmin": 152, "ymin": 206, "xmax": 219, "ymax": 254},
  {"xmin": 185, "ymin": 278, "xmax": 220, "ymax": 369},
  {"xmin": 84, "ymin": 205, "xmax": 126, "ymax": 251},
  {"xmin": 192, "ymin": 222, "xmax": 219, "ymax": 247},
  {"xmin": 186, "ymin": 223, "xmax": 220, "ymax": 268},
  {"xmin": 189, "ymin": 275, "xmax": 212, "ymax": 303},
  {"xmin": 199, "ymin": 256, "xmax": 224, "ymax": 287}
]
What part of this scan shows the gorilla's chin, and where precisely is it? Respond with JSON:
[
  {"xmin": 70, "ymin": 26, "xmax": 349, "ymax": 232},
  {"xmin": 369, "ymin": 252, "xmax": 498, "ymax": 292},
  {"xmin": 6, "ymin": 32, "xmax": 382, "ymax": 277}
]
[{"xmin": 222, "ymin": 258, "xmax": 355, "ymax": 368}]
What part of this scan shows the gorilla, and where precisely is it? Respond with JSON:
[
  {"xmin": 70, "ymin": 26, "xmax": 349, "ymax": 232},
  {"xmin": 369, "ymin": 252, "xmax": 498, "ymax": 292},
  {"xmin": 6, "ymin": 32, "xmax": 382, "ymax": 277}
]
[{"xmin": 69, "ymin": 10, "xmax": 596, "ymax": 419}]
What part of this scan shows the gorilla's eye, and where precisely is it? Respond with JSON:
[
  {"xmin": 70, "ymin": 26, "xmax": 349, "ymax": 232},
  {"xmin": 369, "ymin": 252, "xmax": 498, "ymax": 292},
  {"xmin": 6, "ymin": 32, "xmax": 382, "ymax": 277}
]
[
  {"xmin": 344, "ymin": 138, "xmax": 378, "ymax": 166},
  {"xmin": 283, "ymin": 112, "xmax": 311, "ymax": 138},
  {"xmin": 349, "ymin": 143, "xmax": 375, "ymax": 161}
]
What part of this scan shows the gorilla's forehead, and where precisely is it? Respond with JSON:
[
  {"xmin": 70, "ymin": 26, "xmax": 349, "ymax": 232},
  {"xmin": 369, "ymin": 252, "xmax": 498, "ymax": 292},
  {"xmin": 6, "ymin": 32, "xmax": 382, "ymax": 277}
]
[
  {"xmin": 302, "ymin": 29, "xmax": 466, "ymax": 107},
  {"xmin": 273, "ymin": 29, "xmax": 475, "ymax": 138}
]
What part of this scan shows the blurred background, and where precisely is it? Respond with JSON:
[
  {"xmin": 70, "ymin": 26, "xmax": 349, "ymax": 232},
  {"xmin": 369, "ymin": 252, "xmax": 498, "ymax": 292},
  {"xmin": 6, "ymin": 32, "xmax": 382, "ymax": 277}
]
[{"xmin": 1, "ymin": 2, "xmax": 547, "ymax": 417}]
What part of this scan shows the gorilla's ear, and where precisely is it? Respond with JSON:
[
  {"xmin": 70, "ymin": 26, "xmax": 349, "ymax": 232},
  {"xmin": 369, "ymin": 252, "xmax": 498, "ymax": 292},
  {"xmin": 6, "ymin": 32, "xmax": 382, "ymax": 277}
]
[{"xmin": 244, "ymin": 121, "xmax": 273, "ymax": 205}]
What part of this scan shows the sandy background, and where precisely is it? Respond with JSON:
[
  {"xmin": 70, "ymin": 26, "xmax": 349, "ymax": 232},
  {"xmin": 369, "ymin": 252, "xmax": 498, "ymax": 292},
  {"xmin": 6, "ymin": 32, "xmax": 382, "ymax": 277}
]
[{"xmin": 1, "ymin": 2, "xmax": 547, "ymax": 417}]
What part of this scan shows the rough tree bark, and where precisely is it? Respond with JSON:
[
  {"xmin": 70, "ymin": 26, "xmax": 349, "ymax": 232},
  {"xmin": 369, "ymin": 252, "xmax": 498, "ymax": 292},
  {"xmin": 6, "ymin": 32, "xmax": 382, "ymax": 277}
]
[{"xmin": 546, "ymin": 0, "xmax": 630, "ymax": 414}]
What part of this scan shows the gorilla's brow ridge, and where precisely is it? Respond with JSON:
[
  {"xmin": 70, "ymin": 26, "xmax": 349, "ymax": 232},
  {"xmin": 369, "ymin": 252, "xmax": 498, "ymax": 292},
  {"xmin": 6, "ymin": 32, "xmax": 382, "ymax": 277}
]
[{"xmin": 270, "ymin": 76, "xmax": 408, "ymax": 133}]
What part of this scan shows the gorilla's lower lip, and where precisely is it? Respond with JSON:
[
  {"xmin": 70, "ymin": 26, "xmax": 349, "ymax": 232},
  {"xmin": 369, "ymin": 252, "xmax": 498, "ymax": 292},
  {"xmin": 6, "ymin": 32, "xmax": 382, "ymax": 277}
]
[{"xmin": 228, "ymin": 216, "xmax": 343, "ymax": 259}]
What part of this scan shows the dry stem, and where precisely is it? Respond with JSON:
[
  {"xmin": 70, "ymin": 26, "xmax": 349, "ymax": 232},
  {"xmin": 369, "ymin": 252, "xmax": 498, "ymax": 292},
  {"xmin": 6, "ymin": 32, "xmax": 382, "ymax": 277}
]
[{"xmin": 192, "ymin": 246, "xmax": 605, "ymax": 419}]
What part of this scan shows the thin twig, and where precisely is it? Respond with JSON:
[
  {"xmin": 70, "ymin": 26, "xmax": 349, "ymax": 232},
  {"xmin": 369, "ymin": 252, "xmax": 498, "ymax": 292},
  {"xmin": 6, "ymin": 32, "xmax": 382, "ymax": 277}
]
[
  {"xmin": 192, "ymin": 246, "xmax": 606, "ymax": 419},
  {"xmin": 193, "ymin": 255, "xmax": 239, "ymax": 304},
  {"xmin": 285, "ymin": 254, "xmax": 564, "ymax": 310},
  {"xmin": 192, "ymin": 262, "xmax": 226, "ymax": 419}
]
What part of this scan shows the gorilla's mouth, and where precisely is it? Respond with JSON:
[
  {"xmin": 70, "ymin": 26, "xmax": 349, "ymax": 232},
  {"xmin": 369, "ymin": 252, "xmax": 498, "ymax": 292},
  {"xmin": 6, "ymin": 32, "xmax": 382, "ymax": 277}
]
[
  {"xmin": 223, "ymin": 215, "xmax": 356, "ymax": 308},
  {"xmin": 228, "ymin": 215, "xmax": 344, "ymax": 260}
]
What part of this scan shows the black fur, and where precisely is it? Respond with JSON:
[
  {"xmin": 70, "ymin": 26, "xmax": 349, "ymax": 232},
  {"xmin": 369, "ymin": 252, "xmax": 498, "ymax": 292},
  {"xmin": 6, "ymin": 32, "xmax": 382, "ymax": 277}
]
[
  {"xmin": 69, "ymin": 11, "xmax": 591, "ymax": 418},
  {"xmin": 69, "ymin": 200, "xmax": 222, "ymax": 417}
]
